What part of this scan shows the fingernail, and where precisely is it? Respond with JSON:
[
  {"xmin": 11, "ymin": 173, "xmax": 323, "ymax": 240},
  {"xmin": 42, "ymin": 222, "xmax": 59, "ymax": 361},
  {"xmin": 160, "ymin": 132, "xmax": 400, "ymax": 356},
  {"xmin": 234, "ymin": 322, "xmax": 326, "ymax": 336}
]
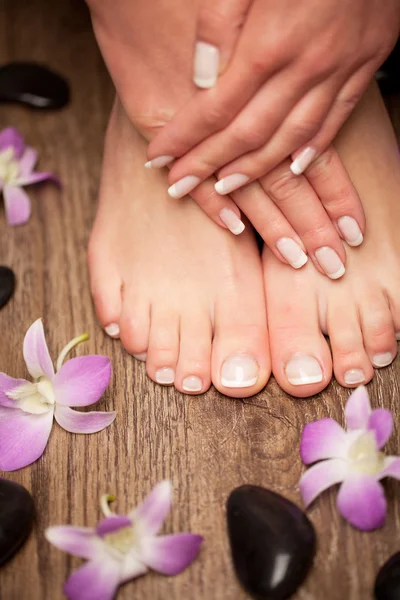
[
  {"xmin": 290, "ymin": 147, "xmax": 317, "ymax": 175},
  {"xmin": 276, "ymin": 237, "xmax": 308, "ymax": 269},
  {"xmin": 344, "ymin": 368, "xmax": 365, "ymax": 385},
  {"xmin": 372, "ymin": 352, "xmax": 393, "ymax": 368},
  {"xmin": 215, "ymin": 173, "xmax": 249, "ymax": 195},
  {"xmin": 155, "ymin": 367, "xmax": 175, "ymax": 384},
  {"xmin": 219, "ymin": 208, "xmax": 245, "ymax": 235},
  {"xmin": 315, "ymin": 246, "xmax": 345, "ymax": 279},
  {"xmin": 168, "ymin": 175, "xmax": 201, "ymax": 198},
  {"xmin": 144, "ymin": 155, "xmax": 174, "ymax": 169},
  {"xmin": 105, "ymin": 323, "xmax": 120, "ymax": 338},
  {"xmin": 285, "ymin": 355, "xmax": 323, "ymax": 385},
  {"xmin": 182, "ymin": 375, "xmax": 203, "ymax": 392},
  {"xmin": 133, "ymin": 353, "xmax": 147, "ymax": 361},
  {"xmin": 193, "ymin": 41, "xmax": 220, "ymax": 89},
  {"xmin": 220, "ymin": 354, "xmax": 258, "ymax": 388},
  {"xmin": 337, "ymin": 216, "xmax": 363, "ymax": 247}
]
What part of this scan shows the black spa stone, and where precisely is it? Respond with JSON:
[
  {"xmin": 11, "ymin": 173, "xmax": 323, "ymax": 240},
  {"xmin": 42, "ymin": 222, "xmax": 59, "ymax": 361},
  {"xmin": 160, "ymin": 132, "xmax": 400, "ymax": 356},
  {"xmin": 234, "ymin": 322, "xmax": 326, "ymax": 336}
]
[
  {"xmin": 0, "ymin": 266, "xmax": 15, "ymax": 309},
  {"xmin": 375, "ymin": 552, "xmax": 400, "ymax": 600},
  {"xmin": 227, "ymin": 485, "xmax": 316, "ymax": 600},
  {"xmin": 0, "ymin": 62, "xmax": 70, "ymax": 109},
  {"xmin": 0, "ymin": 479, "xmax": 34, "ymax": 566}
]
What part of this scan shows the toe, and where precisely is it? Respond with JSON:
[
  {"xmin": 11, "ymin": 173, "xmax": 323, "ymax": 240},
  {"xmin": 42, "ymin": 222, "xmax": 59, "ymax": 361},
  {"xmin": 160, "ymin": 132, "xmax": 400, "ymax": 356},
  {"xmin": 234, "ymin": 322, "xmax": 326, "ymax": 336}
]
[
  {"xmin": 119, "ymin": 289, "xmax": 151, "ymax": 358},
  {"xmin": 146, "ymin": 307, "xmax": 180, "ymax": 386},
  {"xmin": 360, "ymin": 293, "xmax": 397, "ymax": 368},
  {"xmin": 88, "ymin": 248, "xmax": 123, "ymax": 338}
]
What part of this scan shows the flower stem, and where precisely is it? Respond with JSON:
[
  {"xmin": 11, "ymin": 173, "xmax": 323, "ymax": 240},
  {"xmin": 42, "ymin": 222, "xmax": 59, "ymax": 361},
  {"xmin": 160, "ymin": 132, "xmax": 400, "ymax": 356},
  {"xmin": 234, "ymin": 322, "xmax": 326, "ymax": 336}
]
[
  {"xmin": 100, "ymin": 494, "xmax": 116, "ymax": 517},
  {"xmin": 56, "ymin": 333, "xmax": 89, "ymax": 371}
]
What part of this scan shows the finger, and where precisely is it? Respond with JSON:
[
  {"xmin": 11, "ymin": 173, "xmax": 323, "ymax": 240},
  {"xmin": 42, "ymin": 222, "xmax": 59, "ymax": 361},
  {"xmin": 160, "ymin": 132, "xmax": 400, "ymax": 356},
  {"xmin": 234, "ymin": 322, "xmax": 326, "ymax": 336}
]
[
  {"xmin": 304, "ymin": 145, "xmax": 365, "ymax": 247},
  {"xmin": 259, "ymin": 160, "xmax": 347, "ymax": 279},
  {"xmin": 194, "ymin": 0, "xmax": 251, "ymax": 88}
]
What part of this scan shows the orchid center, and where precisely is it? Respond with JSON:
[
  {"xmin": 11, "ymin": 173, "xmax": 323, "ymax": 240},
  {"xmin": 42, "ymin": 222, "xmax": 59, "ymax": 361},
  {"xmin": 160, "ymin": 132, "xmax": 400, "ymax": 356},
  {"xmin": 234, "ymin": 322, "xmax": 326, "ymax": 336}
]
[
  {"xmin": 6, "ymin": 376, "xmax": 55, "ymax": 415},
  {"xmin": 347, "ymin": 431, "xmax": 385, "ymax": 475},
  {"xmin": 0, "ymin": 148, "xmax": 20, "ymax": 183},
  {"xmin": 104, "ymin": 525, "xmax": 136, "ymax": 555}
]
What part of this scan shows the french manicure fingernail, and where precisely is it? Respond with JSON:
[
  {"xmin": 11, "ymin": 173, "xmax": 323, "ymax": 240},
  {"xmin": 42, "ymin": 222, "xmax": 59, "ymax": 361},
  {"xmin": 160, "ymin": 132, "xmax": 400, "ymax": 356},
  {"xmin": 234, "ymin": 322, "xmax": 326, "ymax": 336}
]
[
  {"xmin": 276, "ymin": 237, "xmax": 308, "ymax": 269},
  {"xmin": 105, "ymin": 323, "xmax": 120, "ymax": 338},
  {"xmin": 315, "ymin": 246, "xmax": 345, "ymax": 280},
  {"xmin": 193, "ymin": 41, "xmax": 220, "ymax": 88},
  {"xmin": 182, "ymin": 375, "xmax": 203, "ymax": 392},
  {"xmin": 215, "ymin": 173, "xmax": 249, "ymax": 195},
  {"xmin": 344, "ymin": 368, "xmax": 365, "ymax": 385},
  {"xmin": 155, "ymin": 367, "xmax": 175, "ymax": 384},
  {"xmin": 285, "ymin": 354, "xmax": 323, "ymax": 385},
  {"xmin": 168, "ymin": 175, "xmax": 201, "ymax": 198},
  {"xmin": 133, "ymin": 353, "xmax": 147, "ymax": 361},
  {"xmin": 144, "ymin": 155, "xmax": 174, "ymax": 169},
  {"xmin": 290, "ymin": 147, "xmax": 317, "ymax": 175},
  {"xmin": 372, "ymin": 352, "xmax": 393, "ymax": 368},
  {"xmin": 220, "ymin": 354, "xmax": 258, "ymax": 388},
  {"xmin": 337, "ymin": 216, "xmax": 363, "ymax": 247},
  {"xmin": 219, "ymin": 208, "xmax": 245, "ymax": 235}
]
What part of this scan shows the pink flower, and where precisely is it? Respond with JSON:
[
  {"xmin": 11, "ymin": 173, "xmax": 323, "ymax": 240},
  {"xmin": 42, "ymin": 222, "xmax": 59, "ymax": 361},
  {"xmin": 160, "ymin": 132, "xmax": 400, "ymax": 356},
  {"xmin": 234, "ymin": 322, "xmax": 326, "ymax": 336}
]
[
  {"xmin": 0, "ymin": 127, "xmax": 59, "ymax": 225},
  {"xmin": 46, "ymin": 481, "xmax": 203, "ymax": 600},
  {"xmin": 300, "ymin": 386, "xmax": 400, "ymax": 531},
  {"xmin": 0, "ymin": 319, "xmax": 115, "ymax": 471}
]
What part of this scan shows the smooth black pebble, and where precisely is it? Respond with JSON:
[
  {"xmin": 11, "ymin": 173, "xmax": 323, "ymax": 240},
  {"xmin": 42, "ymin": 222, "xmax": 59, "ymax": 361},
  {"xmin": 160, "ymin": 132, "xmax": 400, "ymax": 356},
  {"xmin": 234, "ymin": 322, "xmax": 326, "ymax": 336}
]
[
  {"xmin": 0, "ymin": 62, "xmax": 70, "ymax": 109},
  {"xmin": 0, "ymin": 479, "xmax": 34, "ymax": 566},
  {"xmin": 375, "ymin": 553, "xmax": 400, "ymax": 600},
  {"xmin": 0, "ymin": 267, "xmax": 15, "ymax": 309},
  {"xmin": 227, "ymin": 485, "xmax": 316, "ymax": 600}
]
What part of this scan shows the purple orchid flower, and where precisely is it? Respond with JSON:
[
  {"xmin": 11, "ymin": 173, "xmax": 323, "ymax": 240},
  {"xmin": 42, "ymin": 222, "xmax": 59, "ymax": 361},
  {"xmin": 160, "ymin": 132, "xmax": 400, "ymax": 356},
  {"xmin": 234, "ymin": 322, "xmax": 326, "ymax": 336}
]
[
  {"xmin": 0, "ymin": 127, "xmax": 59, "ymax": 225},
  {"xmin": 300, "ymin": 386, "xmax": 400, "ymax": 531},
  {"xmin": 46, "ymin": 480, "xmax": 203, "ymax": 600},
  {"xmin": 0, "ymin": 319, "xmax": 115, "ymax": 471}
]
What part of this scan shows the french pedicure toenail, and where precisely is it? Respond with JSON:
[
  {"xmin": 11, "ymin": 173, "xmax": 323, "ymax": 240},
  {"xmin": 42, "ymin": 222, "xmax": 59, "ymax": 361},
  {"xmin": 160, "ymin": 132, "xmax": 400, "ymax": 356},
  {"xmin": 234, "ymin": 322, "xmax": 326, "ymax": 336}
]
[
  {"xmin": 276, "ymin": 237, "xmax": 308, "ymax": 269},
  {"xmin": 182, "ymin": 375, "xmax": 203, "ymax": 392},
  {"xmin": 221, "ymin": 354, "xmax": 258, "ymax": 388},
  {"xmin": 219, "ymin": 208, "xmax": 245, "ymax": 235},
  {"xmin": 215, "ymin": 174, "xmax": 249, "ymax": 195},
  {"xmin": 193, "ymin": 41, "xmax": 220, "ymax": 88},
  {"xmin": 344, "ymin": 369, "xmax": 366, "ymax": 385},
  {"xmin": 144, "ymin": 155, "xmax": 174, "ymax": 169},
  {"xmin": 315, "ymin": 246, "xmax": 345, "ymax": 280},
  {"xmin": 372, "ymin": 352, "xmax": 394, "ymax": 368},
  {"xmin": 155, "ymin": 367, "xmax": 175, "ymax": 385},
  {"xmin": 290, "ymin": 147, "xmax": 317, "ymax": 175},
  {"xmin": 168, "ymin": 176, "xmax": 201, "ymax": 199},
  {"xmin": 337, "ymin": 216, "xmax": 363, "ymax": 247},
  {"xmin": 104, "ymin": 323, "xmax": 120, "ymax": 338},
  {"xmin": 133, "ymin": 353, "xmax": 147, "ymax": 362},
  {"xmin": 285, "ymin": 355, "xmax": 323, "ymax": 386}
]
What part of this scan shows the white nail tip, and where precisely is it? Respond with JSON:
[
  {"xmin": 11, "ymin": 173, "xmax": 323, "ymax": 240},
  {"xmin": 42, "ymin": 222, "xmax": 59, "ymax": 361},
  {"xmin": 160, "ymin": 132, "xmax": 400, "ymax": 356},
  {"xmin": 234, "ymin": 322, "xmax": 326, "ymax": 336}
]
[
  {"xmin": 276, "ymin": 238, "xmax": 308, "ymax": 269},
  {"xmin": 182, "ymin": 376, "xmax": 203, "ymax": 392},
  {"xmin": 168, "ymin": 175, "xmax": 201, "ymax": 199},
  {"xmin": 219, "ymin": 208, "xmax": 245, "ymax": 235},
  {"xmin": 372, "ymin": 353, "xmax": 394, "ymax": 368},
  {"xmin": 105, "ymin": 323, "xmax": 120, "ymax": 337},
  {"xmin": 220, "ymin": 354, "xmax": 259, "ymax": 388},
  {"xmin": 215, "ymin": 174, "xmax": 249, "ymax": 195},
  {"xmin": 347, "ymin": 233, "xmax": 364, "ymax": 247},
  {"xmin": 155, "ymin": 367, "xmax": 175, "ymax": 385},
  {"xmin": 144, "ymin": 155, "xmax": 174, "ymax": 169},
  {"xmin": 193, "ymin": 41, "xmax": 220, "ymax": 89},
  {"xmin": 327, "ymin": 264, "xmax": 346, "ymax": 280},
  {"xmin": 290, "ymin": 147, "xmax": 317, "ymax": 176},
  {"xmin": 344, "ymin": 369, "xmax": 365, "ymax": 385},
  {"xmin": 337, "ymin": 216, "xmax": 364, "ymax": 247},
  {"xmin": 287, "ymin": 374, "xmax": 323, "ymax": 386},
  {"xmin": 221, "ymin": 376, "xmax": 258, "ymax": 389},
  {"xmin": 285, "ymin": 355, "xmax": 323, "ymax": 386}
]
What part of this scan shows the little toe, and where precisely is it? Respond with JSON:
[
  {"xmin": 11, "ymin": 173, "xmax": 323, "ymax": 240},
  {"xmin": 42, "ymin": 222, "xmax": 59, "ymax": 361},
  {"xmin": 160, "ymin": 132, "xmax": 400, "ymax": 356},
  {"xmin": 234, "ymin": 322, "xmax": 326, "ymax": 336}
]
[
  {"xmin": 174, "ymin": 308, "xmax": 212, "ymax": 395},
  {"xmin": 146, "ymin": 307, "xmax": 180, "ymax": 386},
  {"xmin": 360, "ymin": 294, "xmax": 398, "ymax": 368}
]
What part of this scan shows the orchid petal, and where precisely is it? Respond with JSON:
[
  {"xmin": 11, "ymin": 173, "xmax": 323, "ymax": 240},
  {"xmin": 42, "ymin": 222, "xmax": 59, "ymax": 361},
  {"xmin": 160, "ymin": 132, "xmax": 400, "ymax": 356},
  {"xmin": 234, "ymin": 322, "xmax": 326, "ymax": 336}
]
[
  {"xmin": 63, "ymin": 559, "xmax": 120, "ymax": 600},
  {"xmin": 19, "ymin": 147, "xmax": 38, "ymax": 176},
  {"xmin": 379, "ymin": 456, "xmax": 400, "ymax": 480},
  {"xmin": 14, "ymin": 172, "xmax": 60, "ymax": 187},
  {"xmin": 54, "ymin": 406, "xmax": 116, "ymax": 434},
  {"xmin": 300, "ymin": 418, "xmax": 347, "ymax": 464},
  {"xmin": 336, "ymin": 474, "xmax": 386, "ymax": 530},
  {"xmin": 344, "ymin": 386, "xmax": 371, "ymax": 430},
  {"xmin": 96, "ymin": 516, "xmax": 132, "ymax": 537},
  {"xmin": 0, "ymin": 406, "xmax": 53, "ymax": 470},
  {"xmin": 141, "ymin": 533, "xmax": 203, "ymax": 575},
  {"xmin": 132, "ymin": 480, "xmax": 172, "ymax": 536},
  {"xmin": 54, "ymin": 356, "xmax": 111, "ymax": 407},
  {"xmin": 367, "ymin": 409, "xmax": 393, "ymax": 449},
  {"xmin": 300, "ymin": 458, "xmax": 349, "ymax": 507},
  {"xmin": 119, "ymin": 555, "xmax": 148, "ymax": 584},
  {"xmin": 0, "ymin": 128, "xmax": 24, "ymax": 157},
  {"xmin": 0, "ymin": 373, "xmax": 30, "ymax": 408},
  {"xmin": 45, "ymin": 526, "xmax": 99, "ymax": 560},
  {"xmin": 3, "ymin": 185, "xmax": 31, "ymax": 226},
  {"xmin": 23, "ymin": 318, "xmax": 54, "ymax": 379}
]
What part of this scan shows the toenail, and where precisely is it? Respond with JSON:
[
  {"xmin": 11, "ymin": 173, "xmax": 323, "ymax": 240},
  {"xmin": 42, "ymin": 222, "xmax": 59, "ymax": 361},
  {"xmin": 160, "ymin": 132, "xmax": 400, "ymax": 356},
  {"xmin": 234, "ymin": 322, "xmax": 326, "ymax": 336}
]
[
  {"xmin": 372, "ymin": 352, "xmax": 393, "ymax": 368},
  {"xmin": 344, "ymin": 368, "xmax": 365, "ymax": 385},
  {"xmin": 337, "ymin": 216, "xmax": 363, "ymax": 247},
  {"xmin": 134, "ymin": 353, "xmax": 147, "ymax": 361},
  {"xmin": 104, "ymin": 323, "xmax": 120, "ymax": 338},
  {"xmin": 182, "ymin": 375, "xmax": 203, "ymax": 392},
  {"xmin": 285, "ymin": 355, "xmax": 323, "ymax": 386},
  {"xmin": 219, "ymin": 208, "xmax": 245, "ymax": 235},
  {"xmin": 220, "ymin": 354, "xmax": 258, "ymax": 388},
  {"xmin": 168, "ymin": 175, "xmax": 201, "ymax": 199},
  {"xmin": 315, "ymin": 247, "xmax": 345, "ymax": 280},
  {"xmin": 155, "ymin": 367, "xmax": 175, "ymax": 385},
  {"xmin": 276, "ymin": 237, "xmax": 308, "ymax": 269}
]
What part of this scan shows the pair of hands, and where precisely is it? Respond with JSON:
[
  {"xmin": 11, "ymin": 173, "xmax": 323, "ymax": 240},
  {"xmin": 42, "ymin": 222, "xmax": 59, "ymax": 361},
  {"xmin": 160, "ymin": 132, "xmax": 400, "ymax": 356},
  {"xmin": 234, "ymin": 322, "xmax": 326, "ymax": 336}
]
[{"xmin": 145, "ymin": 0, "xmax": 400, "ymax": 277}]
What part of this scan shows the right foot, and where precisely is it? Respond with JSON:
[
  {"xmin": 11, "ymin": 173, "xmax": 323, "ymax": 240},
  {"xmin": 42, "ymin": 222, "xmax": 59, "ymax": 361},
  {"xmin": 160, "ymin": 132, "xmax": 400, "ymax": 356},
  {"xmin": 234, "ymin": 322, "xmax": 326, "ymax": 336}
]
[{"xmin": 88, "ymin": 101, "xmax": 270, "ymax": 397}]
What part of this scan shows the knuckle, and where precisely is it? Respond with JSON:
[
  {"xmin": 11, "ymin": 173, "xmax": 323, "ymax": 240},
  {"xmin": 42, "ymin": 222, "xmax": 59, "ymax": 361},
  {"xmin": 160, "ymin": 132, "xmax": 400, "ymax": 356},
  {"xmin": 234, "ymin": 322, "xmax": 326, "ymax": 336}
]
[
  {"xmin": 308, "ymin": 147, "xmax": 336, "ymax": 176},
  {"xmin": 290, "ymin": 118, "xmax": 321, "ymax": 144},
  {"xmin": 267, "ymin": 170, "xmax": 303, "ymax": 202},
  {"xmin": 235, "ymin": 123, "xmax": 266, "ymax": 150},
  {"xmin": 200, "ymin": 98, "xmax": 228, "ymax": 127},
  {"xmin": 198, "ymin": 5, "xmax": 231, "ymax": 35}
]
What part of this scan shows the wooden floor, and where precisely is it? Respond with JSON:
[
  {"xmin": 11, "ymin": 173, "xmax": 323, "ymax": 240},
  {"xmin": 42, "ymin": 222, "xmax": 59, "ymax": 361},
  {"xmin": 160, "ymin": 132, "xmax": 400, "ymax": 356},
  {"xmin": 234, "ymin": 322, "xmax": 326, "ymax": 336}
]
[{"xmin": 1, "ymin": 2, "xmax": 400, "ymax": 599}]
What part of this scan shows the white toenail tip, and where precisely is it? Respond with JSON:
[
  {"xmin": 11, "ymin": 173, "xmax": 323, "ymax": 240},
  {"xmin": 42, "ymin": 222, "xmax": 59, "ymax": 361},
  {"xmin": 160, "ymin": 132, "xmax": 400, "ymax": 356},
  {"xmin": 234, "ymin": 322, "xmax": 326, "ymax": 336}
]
[
  {"xmin": 221, "ymin": 376, "xmax": 258, "ymax": 389},
  {"xmin": 285, "ymin": 355, "xmax": 323, "ymax": 386},
  {"xmin": 155, "ymin": 367, "xmax": 175, "ymax": 385},
  {"xmin": 344, "ymin": 369, "xmax": 366, "ymax": 385},
  {"xmin": 134, "ymin": 353, "xmax": 147, "ymax": 361},
  {"xmin": 182, "ymin": 376, "xmax": 203, "ymax": 392},
  {"xmin": 327, "ymin": 264, "xmax": 345, "ymax": 280},
  {"xmin": 287, "ymin": 374, "xmax": 323, "ymax": 386},
  {"xmin": 372, "ymin": 353, "xmax": 394, "ymax": 368},
  {"xmin": 346, "ymin": 233, "xmax": 363, "ymax": 247},
  {"xmin": 105, "ymin": 323, "xmax": 120, "ymax": 338},
  {"xmin": 220, "ymin": 354, "xmax": 259, "ymax": 388}
]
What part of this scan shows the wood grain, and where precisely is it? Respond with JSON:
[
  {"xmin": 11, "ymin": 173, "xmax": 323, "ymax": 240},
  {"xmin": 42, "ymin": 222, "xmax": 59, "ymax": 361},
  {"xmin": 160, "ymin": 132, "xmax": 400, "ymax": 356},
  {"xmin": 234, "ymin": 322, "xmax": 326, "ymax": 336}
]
[{"xmin": 0, "ymin": 2, "xmax": 400, "ymax": 599}]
